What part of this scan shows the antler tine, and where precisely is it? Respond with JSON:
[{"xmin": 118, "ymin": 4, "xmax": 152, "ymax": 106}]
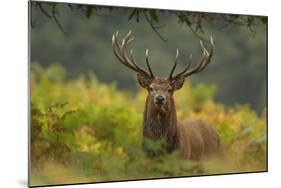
[
  {"xmin": 112, "ymin": 31, "xmax": 152, "ymax": 77},
  {"xmin": 170, "ymin": 53, "xmax": 193, "ymax": 81},
  {"xmin": 112, "ymin": 32, "xmax": 140, "ymax": 72},
  {"xmin": 183, "ymin": 37, "xmax": 213, "ymax": 76},
  {"xmin": 168, "ymin": 49, "xmax": 179, "ymax": 80},
  {"xmin": 112, "ymin": 32, "xmax": 124, "ymax": 61},
  {"xmin": 129, "ymin": 49, "xmax": 151, "ymax": 75},
  {"xmin": 171, "ymin": 36, "xmax": 214, "ymax": 80},
  {"xmin": 146, "ymin": 49, "xmax": 155, "ymax": 78},
  {"xmin": 112, "ymin": 32, "xmax": 126, "ymax": 64},
  {"xmin": 121, "ymin": 32, "xmax": 152, "ymax": 76},
  {"xmin": 121, "ymin": 30, "xmax": 133, "ymax": 48}
]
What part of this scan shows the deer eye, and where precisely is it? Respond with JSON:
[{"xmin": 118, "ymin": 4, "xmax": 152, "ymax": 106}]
[
  {"xmin": 168, "ymin": 88, "xmax": 172, "ymax": 92},
  {"xmin": 149, "ymin": 86, "xmax": 154, "ymax": 91}
]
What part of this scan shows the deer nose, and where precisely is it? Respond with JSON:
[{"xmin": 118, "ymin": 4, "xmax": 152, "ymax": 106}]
[{"xmin": 156, "ymin": 95, "xmax": 165, "ymax": 103}]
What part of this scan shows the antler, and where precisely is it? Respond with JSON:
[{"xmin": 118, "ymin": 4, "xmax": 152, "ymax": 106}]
[
  {"xmin": 169, "ymin": 37, "xmax": 214, "ymax": 81},
  {"xmin": 112, "ymin": 31, "xmax": 154, "ymax": 78}
]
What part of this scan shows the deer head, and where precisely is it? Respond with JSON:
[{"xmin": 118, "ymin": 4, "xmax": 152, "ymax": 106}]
[{"xmin": 112, "ymin": 31, "xmax": 214, "ymax": 113}]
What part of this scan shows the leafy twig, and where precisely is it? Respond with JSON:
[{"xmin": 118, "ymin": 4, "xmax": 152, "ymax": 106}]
[
  {"xmin": 51, "ymin": 4, "xmax": 66, "ymax": 34},
  {"xmin": 144, "ymin": 11, "xmax": 167, "ymax": 42},
  {"xmin": 174, "ymin": 12, "xmax": 210, "ymax": 43},
  {"xmin": 38, "ymin": 3, "xmax": 52, "ymax": 18},
  {"xmin": 184, "ymin": 16, "xmax": 210, "ymax": 43}
]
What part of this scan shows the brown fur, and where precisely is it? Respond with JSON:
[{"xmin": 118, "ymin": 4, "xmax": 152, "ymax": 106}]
[
  {"xmin": 142, "ymin": 79, "xmax": 220, "ymax": 160},
  {"xmin": 177, "ymin": 120, "xmax": 220, "ymax": 160}
]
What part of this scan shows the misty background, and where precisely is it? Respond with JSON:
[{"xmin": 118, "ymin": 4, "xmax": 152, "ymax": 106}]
[{"xmin": 30, "ymin": 2, "xmax": 267, "ymax": 113}]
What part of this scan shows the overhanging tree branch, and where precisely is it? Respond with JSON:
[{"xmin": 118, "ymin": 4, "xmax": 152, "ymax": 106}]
[{"xmin": 31, "ymin": 2, "xmax": 266, "ymax": 41}]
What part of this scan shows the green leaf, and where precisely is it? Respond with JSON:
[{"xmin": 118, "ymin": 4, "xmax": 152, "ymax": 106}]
[
  {"xmin": 86, "ymin": 7, "xmax": 93, "ymax": 19},
  {"xmin": 128, "ymin": 9, "xmax": 137, "ymax": 21},
  {"xmin": 149, "ymin": 10, "xmax": 158, "ymax": 22}
]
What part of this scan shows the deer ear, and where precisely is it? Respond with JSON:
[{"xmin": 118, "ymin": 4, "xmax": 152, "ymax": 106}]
[
  {"xmin": 171, "ymin": 77, "xmax": 185, "ymax": 90},
  {"xmin": 137, "ymin": 74, "xmax": 152, "ymax": 89}
]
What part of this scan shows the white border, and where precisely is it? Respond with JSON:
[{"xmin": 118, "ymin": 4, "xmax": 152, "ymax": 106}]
[{"xmin": 1, "ymin": 0, "xmax": 280, "ymax": 188}]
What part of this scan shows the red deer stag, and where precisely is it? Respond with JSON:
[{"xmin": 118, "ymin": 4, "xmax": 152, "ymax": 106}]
[{"xmin": 112, "ymin": 31, "xmax": 220, "ymax": 160}]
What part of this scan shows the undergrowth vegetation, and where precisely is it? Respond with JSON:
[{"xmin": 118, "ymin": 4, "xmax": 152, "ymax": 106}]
[{"xmin": 30, "ymin": 64, "xmax": 267, "ymax": 186}]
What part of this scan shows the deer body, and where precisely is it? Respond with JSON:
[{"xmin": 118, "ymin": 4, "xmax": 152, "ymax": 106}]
[
  {"xmin": 177, "ymin": 120, "xmax": 220, "ymax": 160},
  {"xmin": 142, "ymin": 78, "xmax": 219, "ymax": 160},
  {"xmin": 112, "ymin": 31, "xmax": 220, "ymax": 160}
]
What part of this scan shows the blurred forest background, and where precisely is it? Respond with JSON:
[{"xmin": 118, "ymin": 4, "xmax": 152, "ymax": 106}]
[
  {"xmin": 30, "ymin": 1, "xmax": 267, "ymax": 113},
  {"xmin": 30, "ymin": 1, "xmax": 267, "ymax": 187}
]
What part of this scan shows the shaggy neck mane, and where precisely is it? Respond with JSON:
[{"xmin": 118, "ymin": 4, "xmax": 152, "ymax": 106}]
[{"xmin": 142, "ymin": 96, "xmax": 178, "ymax": 153}]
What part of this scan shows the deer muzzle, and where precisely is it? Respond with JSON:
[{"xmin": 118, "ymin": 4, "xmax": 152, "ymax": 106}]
[{"xmin": 154, "ymin": 94, "xmax": 166, "ymax": 106}]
